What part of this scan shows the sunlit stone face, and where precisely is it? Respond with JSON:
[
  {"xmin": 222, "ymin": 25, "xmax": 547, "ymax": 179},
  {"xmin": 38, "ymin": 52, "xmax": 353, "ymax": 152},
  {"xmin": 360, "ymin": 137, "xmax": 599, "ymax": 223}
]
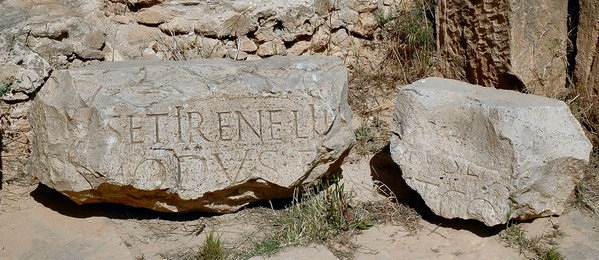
[{"xmin": 29, "ymin": 56, "xmax": 355, "ymax": 212}]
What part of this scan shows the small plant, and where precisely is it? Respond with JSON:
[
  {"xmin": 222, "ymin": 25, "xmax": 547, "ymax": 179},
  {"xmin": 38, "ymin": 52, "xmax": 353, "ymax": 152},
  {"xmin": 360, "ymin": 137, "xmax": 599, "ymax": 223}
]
[
  {"xmin": 545, "ymin": 248, "xmax": 563, "ymax": 260},
  {"xmin": 500, "ymin": 223, "xmax": 564, "ymax": 260},
  {"xmin": 199, "ymin": 232, "xmax": 225, "ymax": 260},
  {"xmin": 235, "ymin": 178, "xmax": 365, "ymax": 259},
  {"xmin": 244, "ymin": 239, "xmax": 281, "ymax": 258},
  {"xmin": 355, "ymin": 123, "xmax": 373, "ymax": 141},
  {"xmin": 277, "ymin": 180, "xmax": 351, "ymax": 244},
  {"xmin": 354, "ymin": 117, "xmax": 390, "ymax": 155},
  {"xmin": 348, "ymin": 0, "xmax": 437, "ymax": 156},
  {"xmin": 372, "ymin": 0, "xmax": 437, "ymax": 84},
  {"xmin": 0, "ymin": 76, "xmax": 19, "ymax": 97},
  {"xmin": 275, "ymin": 177, "xmax": 371, "ymax": 244}
]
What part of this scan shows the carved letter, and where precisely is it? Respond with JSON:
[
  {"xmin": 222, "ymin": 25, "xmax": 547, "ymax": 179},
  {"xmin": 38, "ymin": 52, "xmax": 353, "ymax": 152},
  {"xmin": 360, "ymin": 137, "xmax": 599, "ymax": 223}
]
[
  {"xmin": 259, "ymin": 150, "xmax": 278, "ymax": 171},
  {"xmin": 188, "ymin": 111, "xmax": 213, "ymax": 142},
  {"xmin": 267, "ymin": 110, "xmax": 283, "ymax": 141},
  {"xmin": 235, "ymin": 110, "xmax": 262, "ymax": 141},
  {"xmin": 292, "ymin": 110, "xmax": 309, "ymax": 139},
  {"xmin": 217, "ymin": 111, "xmax": 234, "ymax": 141},
  {"xmin": 127, "ymin": 114, "xmax": 144, "ymax": 144},
  {"xmin": 213, "ymin": 150, "xmax": 251, "ymax": 183},
  {"xmin": 108, "ymin": 114, "xmax": 125, "ymax": 139},
  {"xmin": 175, "ymin": 106, "xmax": 183, "ymax": 142},
  {"xmin": 147, "ymin": 113, "xmax": 168, "ymax": 143},
  {"xmin": 176, "ymin": 155, "xmax": 208, "ymax": 188},
  {"xmin": 310, "ymin": 104, "xmax": 332, "ymax": 136}
]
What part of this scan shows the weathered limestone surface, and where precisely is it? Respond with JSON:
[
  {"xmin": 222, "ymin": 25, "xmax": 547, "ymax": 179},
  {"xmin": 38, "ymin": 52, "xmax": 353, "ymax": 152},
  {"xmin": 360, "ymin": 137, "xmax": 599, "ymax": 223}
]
[
  {"xmin": 437, "ymin": 0, "xmax": 568, "ymax": 96},
  {"xmin": 0, "ymin": 0, "xmax": 406, "ymax": 181},
  {"xmin": 574, "ymin": 0, "xmax": 599, "ymax": 142},
  {"xmin": 28, "ymin": 56, "xmax": 355, "ymax": 213},
  {"xmin": 390, "ymin": 77, "xmax": 592, "ymax": 226}
]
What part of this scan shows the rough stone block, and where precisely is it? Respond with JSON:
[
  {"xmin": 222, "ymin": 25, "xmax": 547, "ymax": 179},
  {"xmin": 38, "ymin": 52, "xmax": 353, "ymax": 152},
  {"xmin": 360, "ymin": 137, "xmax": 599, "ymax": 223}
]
[
  {"xmin": 29, "ymin": 56, "xmax": 355, "ymax": 213},
  {"xmin": 390, "ymin": 77, "xmax": 592, "ymax": 226}
]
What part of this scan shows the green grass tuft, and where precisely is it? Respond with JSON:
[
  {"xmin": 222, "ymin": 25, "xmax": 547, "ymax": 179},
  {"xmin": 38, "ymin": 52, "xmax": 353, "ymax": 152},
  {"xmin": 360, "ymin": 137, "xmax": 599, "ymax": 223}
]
[
  {"xmin": 0, "ymin": 76, "xmax": 19, "ymax": 97},
  {"xmin": 199, "ymin": 232, "xmax": 225, "ymax": 260}
]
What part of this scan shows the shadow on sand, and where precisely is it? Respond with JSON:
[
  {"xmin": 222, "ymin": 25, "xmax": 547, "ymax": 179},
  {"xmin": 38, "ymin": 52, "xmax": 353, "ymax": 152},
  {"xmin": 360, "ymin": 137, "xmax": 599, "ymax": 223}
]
[{"xmin": 30, "ymin": 183, "xmax": 291, "ymax": 221}]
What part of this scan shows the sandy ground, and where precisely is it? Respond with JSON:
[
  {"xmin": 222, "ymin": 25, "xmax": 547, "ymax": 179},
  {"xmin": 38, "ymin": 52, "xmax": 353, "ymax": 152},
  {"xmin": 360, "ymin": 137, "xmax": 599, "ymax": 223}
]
[{"xmin": 1, "ymin": 156, "xmax": 598, "ymax": 260}]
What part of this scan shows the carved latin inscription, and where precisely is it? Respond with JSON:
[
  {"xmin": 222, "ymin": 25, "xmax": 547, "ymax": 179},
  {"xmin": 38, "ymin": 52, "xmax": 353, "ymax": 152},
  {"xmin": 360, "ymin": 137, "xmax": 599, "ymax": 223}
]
[
  {"xmin": 405, "ymin": 150, "xmax": 508, "ymax": 221},
  {"xmin": 106, "ymin": 97, "xmax": 334, "ymax": 188}
]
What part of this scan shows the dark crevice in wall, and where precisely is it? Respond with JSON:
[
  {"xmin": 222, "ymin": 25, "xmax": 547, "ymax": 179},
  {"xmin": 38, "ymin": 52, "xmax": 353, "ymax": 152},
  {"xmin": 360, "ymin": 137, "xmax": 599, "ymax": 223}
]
[
  {"xmin": 126, "ymin": 2, "xmax": 161, "ymax": 12},
  {"xmin": 0, "ymin": 132, "xmax": 3, "ymax": 190},
  {"xmin": 497, "ymin": 73, "xmax": 525, "ymax": 91},
  {"xmin": 566, "ymin": 0, "xmax": 580, "ymax": 88},
  {"xmin": 283, "ymin": 34, "xmax": 312, "ymax": 49},
  {"xmin": 426, "ymin": 0, "xmax": 437, "ymax": 44}
]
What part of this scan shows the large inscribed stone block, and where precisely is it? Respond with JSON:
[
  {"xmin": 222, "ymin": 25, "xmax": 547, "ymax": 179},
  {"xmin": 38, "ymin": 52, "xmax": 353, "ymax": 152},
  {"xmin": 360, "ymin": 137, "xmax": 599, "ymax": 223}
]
[
  {"xmin": 390, "ymin": 77, "xmax": 591, "ymax": 226},
  {"xmin": 29, "ymin": 56, "xmax": 355, "ymax": 213}
]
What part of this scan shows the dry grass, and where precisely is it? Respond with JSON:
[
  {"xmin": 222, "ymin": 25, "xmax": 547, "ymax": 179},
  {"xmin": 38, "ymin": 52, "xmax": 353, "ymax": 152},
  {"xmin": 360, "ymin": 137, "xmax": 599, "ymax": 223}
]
[
  {"xmin": 273, "ymin": 180, "xmax": 366, "ymax": 245},
  {"xmin": 574, "ymin": 148, "xmax": 599, "ymax": 216},
  {"xmin": 349, "ymin": 0, "xmax": 438, "ymax": 155},
  {"xmin": 354, "ymin": 116, "xmax": 391, "ymax": 156},
  {"xmin": 565, "ymin": 86, "xmax": 599, "ymax": 216},
  {"xmin": 372, "ymin": 0, "xmax": 437, "ymax": 84},
  {"xmin": 350, "ymin": 0, "xmax": 437, "ymax": 93},
  {"xmin": 221, "ymin": 177, "xmax": 423, "ymax": 259},
  {"xmin": 152, "ymin": 33, "xmax": 228, "ymax": 61},
  {"xmin": 500, "ymin": 223, "xmax": 564, "ymax": 260},
  {"xmin": 357, "ymin": 183, "xmax": 422, "ymax": 233}
]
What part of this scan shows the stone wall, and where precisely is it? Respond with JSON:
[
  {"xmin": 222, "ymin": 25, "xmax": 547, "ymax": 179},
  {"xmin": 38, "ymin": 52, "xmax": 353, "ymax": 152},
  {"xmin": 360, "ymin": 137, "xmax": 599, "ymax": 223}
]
[
  {"xmin": 436, "ymin": 0, "xmax": 569, "ymax": 97},
  {"xmin": 574, "ymin": 0, "xmax": 599, "ymax": 141}
]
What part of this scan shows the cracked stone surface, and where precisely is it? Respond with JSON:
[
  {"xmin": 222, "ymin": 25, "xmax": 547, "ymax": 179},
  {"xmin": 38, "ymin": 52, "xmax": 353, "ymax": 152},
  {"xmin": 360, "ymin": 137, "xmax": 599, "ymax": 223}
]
[
  {"xmin": 28, "ymin": 56, "xmax": 355, "ymax": 213},
  {"xmin": 390, "ymin": 77, "xmax": 592, "ymax": 226}
]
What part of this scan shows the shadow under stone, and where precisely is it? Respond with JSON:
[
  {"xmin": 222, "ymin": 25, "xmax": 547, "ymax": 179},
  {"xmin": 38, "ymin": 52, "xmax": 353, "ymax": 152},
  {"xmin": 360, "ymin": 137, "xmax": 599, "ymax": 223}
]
[
  {"xmin": 369, "ymin": 144, "xmax": 503, "ymax": 237},
  {"xmin": 30, "ymin": 183, "xmax": 295, "ymax": 221},
  {"xmin": 31, "ymin": 184, "xmax": 217, "ymax": 221}
]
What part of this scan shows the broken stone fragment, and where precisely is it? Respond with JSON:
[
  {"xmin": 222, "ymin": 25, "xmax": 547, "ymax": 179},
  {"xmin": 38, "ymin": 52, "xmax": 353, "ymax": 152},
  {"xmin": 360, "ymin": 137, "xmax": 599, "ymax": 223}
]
[
  {"xmin": 237, "ymin": 36, "xmax": 258, "ymax": 53},
  {"xmin": 227, "ymin": 49, "xmax": 248, "ymax": 60},
  {"xmin": 28, "ymin": 22, "xmax": 69, "ymax": 39},
  {"xmin": 256, "ymin": 40, "xmax": 286, "ymax": 57},
  {"xmin": 159, "ymin": 17, "xmax": 194, "ymax": 35},
  {"xmin": 254, "ymin": 27, "xmax": 275, "ymax": 43},
  {"xmin": 390, "ymin": 77, "xmax": 592, "ymax": 226},
  {"xmin": 74, "ymin": 46, "xmax": 105, "ymax": 60},
  {"xmin": 82, "ymin": 30, "xmax": 106, "ymax": 50},
  {"xmin": 29, "ymin": 56, "xmax": 355, "ymax": 213},
  {"xmin": 346, "ymin": 0, "xmax": 378, "ymax": 12},
  {"xmin": 287, "ymin": 41, "xmax": 312, "ymax": 56},
  {"xmin": 109, "ymin": 0, "xmax": 162, "ymax": 5},
  {"xmin": 126, "ymin": 25, "xmax": 164, "ymax": 44},
  {"xmin": 111, "ymin": 15, "xmax": 131, "ymax": 24},
  {"xmin": 350, "ymin": 12, "xmax": 378, "ymax": 37},
  {"xmin": 0, "ymin": 32, "xmax": 52, "ymax": 101},
  {"xmin": 136, "ymin": 10, "xmax": 168, "ymax": 25},
  {"xmin": 221, "ymin": 13, "xmax": 258, "ymax": 37}
]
